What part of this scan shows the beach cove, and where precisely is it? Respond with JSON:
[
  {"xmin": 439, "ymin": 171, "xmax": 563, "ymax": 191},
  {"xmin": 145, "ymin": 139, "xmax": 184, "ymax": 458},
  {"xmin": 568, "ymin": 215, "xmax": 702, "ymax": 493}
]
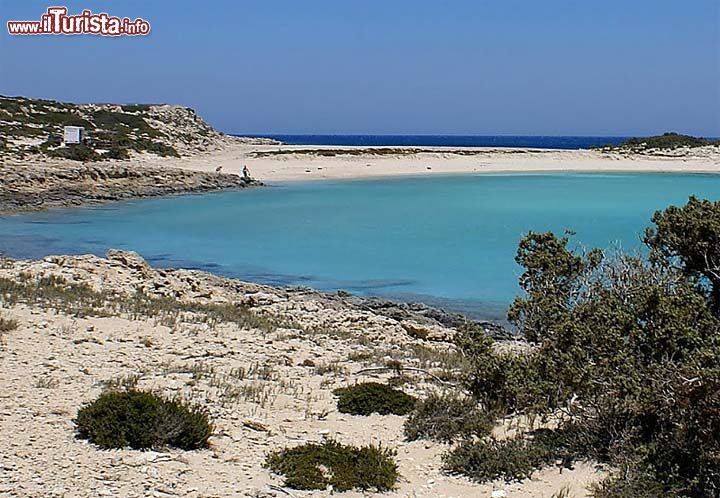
[{"xmin": 2, "ymin": 171, "xmax": 719, "ymax": 321}]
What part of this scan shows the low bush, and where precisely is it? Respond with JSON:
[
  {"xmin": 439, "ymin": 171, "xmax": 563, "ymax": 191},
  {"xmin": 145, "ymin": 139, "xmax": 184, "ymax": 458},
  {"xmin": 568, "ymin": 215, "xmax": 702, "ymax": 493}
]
[
  {"xmin": 0, "ymin": 314, "xmax": 18, "ymax": 333},
  {"xmin": 135, "ymin": 139, "xmax": 180, "ymax": 157},
  {"xmin": 444, "ymin": 423, "xmax": 595, "ymax": 483},
  {"xmin": 621, "ymin": 132, "xmax": 719, "ymax": 150},
  {"xmin": 444, "ymin": 436, "xmax": 544, "ymax": 483},
  {"xmin": 49, "ymin": 144, "xmax": 101, "ymax": 162},
  {"xmin": 0, "ymin": 313, "xmax": 18, "ymax": 347},
  {"xmin": 551, "ymin": 486, "xmax": 573, "ymax": 498},
  {"xmin": 120, "ymin": 104, "xmax": 153, "ymax": 113},
  {"xmin": 265, "ymin": 439, "xmax": 398, "ymax": 491},
  {"xmin": 75, "ymin": 390, "xmax": 212, "ymax": 450},
  {"xmin": 334, "ymin": 382, "xmax": 416, "ymax": 416},
  {"xmin": 102, "ymin": 146, "xmax": 130, "ymax": 160},
  {"xmin": 91, "ymin": 109, "xmax": 162, "ymax": 137},
  {"xmin": 591, "ymin": 473, "xmax": 667, "ymax": 498},
  {"xmin": 404, "ymin": 392, "xmax": 493, "ymax": 443}
]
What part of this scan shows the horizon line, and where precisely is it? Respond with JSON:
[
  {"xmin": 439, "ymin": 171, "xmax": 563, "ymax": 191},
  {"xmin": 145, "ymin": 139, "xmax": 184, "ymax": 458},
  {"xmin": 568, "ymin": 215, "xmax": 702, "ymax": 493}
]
[{"xmin": 230, "ymin": 132, "xmax": 720, "ymax": 139}]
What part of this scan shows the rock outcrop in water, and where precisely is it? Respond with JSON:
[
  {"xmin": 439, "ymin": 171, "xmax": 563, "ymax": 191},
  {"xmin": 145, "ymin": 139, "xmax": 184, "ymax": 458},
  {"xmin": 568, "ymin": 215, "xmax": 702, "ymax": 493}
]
[
  {"xmin": 340, "ymin": 294, "xmax": 510, "ymax": 339},
  {"xmin": 0, "ymin": 160, "xmax": 261, "ymax": 212}
]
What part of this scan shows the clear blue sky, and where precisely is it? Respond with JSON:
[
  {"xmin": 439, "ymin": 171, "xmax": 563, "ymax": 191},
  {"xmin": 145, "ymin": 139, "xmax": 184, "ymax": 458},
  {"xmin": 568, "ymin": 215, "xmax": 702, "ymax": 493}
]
[{"xmin": 1, "ymin": 0, "xmax": 719, "ymax": 136}]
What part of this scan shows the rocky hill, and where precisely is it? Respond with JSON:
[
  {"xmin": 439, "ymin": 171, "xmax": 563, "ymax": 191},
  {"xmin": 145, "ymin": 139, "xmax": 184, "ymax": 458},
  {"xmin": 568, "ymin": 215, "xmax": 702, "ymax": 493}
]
[
  {"xmin": 0, "ymin": 95, "xmax": 277, "ymax": 160},
  {"xmin": 0, "ymin": 95, "xmax": 274, "ymax": 211}
]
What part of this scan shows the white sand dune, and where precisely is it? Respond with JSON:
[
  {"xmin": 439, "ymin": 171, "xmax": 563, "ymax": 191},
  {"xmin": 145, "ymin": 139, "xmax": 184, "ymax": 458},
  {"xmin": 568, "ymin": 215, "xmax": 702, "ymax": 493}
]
[{"xmin": 136, "ymin": 143, "xmax": 720, "ymax": 183}]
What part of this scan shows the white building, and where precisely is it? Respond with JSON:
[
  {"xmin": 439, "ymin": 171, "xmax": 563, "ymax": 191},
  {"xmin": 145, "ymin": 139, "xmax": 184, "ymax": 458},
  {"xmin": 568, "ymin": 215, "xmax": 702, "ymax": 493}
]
[{"xmin": 63, "ymin": 126, "xmax": 85, "ymax": 145}]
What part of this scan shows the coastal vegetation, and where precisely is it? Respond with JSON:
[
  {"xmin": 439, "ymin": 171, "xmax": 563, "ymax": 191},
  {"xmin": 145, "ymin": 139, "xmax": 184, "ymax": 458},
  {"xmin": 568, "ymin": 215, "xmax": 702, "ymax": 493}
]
[
  {"xmin": 334, "ymin": 382, "xmax": 416, "ymax": 416},
  {"xmin": 265, "ymin": 439, "xmax": 398, "ymax": 491},
  {"xmin": 404, "ymin": 392, "xmax": 493, "ymax": 443},
  {"xmin": 0, "ymin": 313, "xmax": 18, "ymax": 333},
  {"xmin": 75, "ymin": 390, "xmax": 212, "ymax": 450},
  {"xmin": 47, "ymin": 143, "xmax": 101, "ymax": 162},
  {"xmin": 0, "ymin": 271, "xmax": 280, "ymax": 332},
  {"xmin": 644, "ymin": 196, "xmax": 720, "ymax": 317},
  {"xmin": 443, "ymin": 425, "xmax": 590, "ymax": 483},
  {"xmin": 0, "ymin": 313, "xmax": 18, "ymax": 347},
  {"xmin": 597, "ymin": 132, "xmax": 720, "ymax": 152},
  {"xmin": 430, "ymin": 196, "xmax": 720, "ymax": 497}
]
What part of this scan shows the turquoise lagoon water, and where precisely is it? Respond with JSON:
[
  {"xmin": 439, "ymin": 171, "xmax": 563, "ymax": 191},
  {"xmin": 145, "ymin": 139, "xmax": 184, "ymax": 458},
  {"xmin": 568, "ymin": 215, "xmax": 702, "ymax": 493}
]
[{"xmin": 1, "ymin": 173, "xmax": 719, "ymax": 320}]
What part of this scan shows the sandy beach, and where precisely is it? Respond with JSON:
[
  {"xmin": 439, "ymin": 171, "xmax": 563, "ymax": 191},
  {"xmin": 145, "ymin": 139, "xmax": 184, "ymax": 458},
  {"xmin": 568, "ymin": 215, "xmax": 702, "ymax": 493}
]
[
  {"xmin": 155, "ymin": 143, "xmax": 720, "ymax": 183},
  {"xmin": 3, "ymin": 140, "xmax": 718, "ymax": 213}
]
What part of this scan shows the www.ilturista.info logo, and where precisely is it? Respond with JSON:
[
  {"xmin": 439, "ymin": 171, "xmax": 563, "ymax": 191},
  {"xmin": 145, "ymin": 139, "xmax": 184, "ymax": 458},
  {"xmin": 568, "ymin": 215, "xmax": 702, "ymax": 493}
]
[{"xmin": 7, "ymin": 7, "xmax": 150, "ymax": 36}]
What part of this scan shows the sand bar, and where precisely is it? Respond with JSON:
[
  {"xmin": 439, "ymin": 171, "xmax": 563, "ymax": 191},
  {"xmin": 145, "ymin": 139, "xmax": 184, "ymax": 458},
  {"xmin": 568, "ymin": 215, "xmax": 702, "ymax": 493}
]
[{"xmin": 153, "ymin": 143, "xmax": 720, "ymax": 183}]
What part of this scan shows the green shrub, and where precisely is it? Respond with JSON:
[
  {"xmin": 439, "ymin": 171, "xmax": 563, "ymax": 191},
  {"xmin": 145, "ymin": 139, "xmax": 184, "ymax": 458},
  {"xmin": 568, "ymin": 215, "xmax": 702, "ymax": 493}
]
[
  {"xmin": 91, "ymin": 109, "xmax": 162, "ymax": 137},
  {"xmin": 102, "ymin": 146, "xmax": 130, "ymax": 160},
  {"xmin": 120, "ymin": 104, "xmax": 153, "ymax": 113},
  {"xmin": 594, "ymin": 133, "xmax": 720, "ymax": 151},
  {"xmin": 75, "ymin": 390, "xmax": 212, "ymax": 450},
  {"xmin": 644, "ymin": 196, "xmax": 720, "ymax": 317},
  {"xmin": 444, "ymin": 436, "xmax": 542, "ymax": 482},
  {"xmin": 454, "ymin": 326, "xmax": 557, "ymax": 415},
  {"xmin": 450, "ymin": 198, "xmax": 720, "ymax": 495},
  {"xmin": 334, "ymin": 382, "xmax": 416, "ymax": 416},
  {"xmin": 621, "ymin": 132, "xmax": 719, "ymax": 150},
  {"xmin": 134, "ymin": 139, "xmax": 180, "ymax": 157},
  {"xmin": 49, "ymin": 144, "xmax": 101, "ymax": 162},
  {"xmin": 443, "ymin": 426, "xmax": 590, "ymax": 483},
  {"xmin": 591, "ymin": 473, "xmax": 667, "ymax": 498},
  {"xmin": 404, "ymin": 392, "xmax": 493, "ymax": 442},
  {"xmin": 0, "ymin": 314, "xmax": 18, "ymax": 332},
  {"xmin": 265, "ymin": 439, "xmax": 398, "ymax": 491}
]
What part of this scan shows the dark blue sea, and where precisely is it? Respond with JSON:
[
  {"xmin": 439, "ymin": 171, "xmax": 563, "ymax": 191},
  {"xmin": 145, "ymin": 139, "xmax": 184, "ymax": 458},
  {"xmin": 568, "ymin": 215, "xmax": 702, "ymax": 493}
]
[{"xmin": 236, "ymin": 135, "xmax": 628, "ymax": 149}]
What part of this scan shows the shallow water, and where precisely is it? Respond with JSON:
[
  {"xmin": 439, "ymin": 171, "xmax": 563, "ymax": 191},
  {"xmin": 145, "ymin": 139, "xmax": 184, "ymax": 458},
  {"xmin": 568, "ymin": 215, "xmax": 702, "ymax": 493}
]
[{"xmin": 1, "ymin": 173, "xmax": 719, "ymax": 320}]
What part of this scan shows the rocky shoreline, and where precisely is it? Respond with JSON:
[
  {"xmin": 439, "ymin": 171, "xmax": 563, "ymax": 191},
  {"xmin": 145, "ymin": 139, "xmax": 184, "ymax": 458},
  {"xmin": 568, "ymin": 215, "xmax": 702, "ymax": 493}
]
[
  {"xmin": 0, "ymin": 155, "xmax": 511, "ymax": 334},
  {"xmin": 3, "ymin": 249, "xmax": 509, "ymax": 340},
  {"xmin": 0, "ymin": 159, "xmax": 261, "ymax": 213}
]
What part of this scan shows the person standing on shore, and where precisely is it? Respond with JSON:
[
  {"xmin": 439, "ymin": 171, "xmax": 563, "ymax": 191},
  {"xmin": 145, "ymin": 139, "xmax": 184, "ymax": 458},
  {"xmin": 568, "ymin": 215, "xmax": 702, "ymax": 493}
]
[{"xmin": 243, "ymin": 165, "xmax": 250, "ymax": 180}]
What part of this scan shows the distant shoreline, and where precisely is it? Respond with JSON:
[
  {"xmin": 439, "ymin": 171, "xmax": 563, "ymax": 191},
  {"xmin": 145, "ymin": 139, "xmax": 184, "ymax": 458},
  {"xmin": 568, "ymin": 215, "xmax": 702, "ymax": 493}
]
[
  {"xmin": 2, "ymin": 141, "xmax": 718, "ymax": 214},
  {"xmin": 2, "ymin": 94, "xmax": 717, "ymax": 211},
  {"xmin": 165, "ymin": 141, "xmax": 720, "ymax": 183}
]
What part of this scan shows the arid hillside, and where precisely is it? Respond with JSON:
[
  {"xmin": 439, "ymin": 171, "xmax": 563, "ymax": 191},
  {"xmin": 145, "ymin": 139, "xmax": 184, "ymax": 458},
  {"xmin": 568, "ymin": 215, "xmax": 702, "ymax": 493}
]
[{"xmin": 0, "ymin": 95, "xmax": 276, "ymax": 160}]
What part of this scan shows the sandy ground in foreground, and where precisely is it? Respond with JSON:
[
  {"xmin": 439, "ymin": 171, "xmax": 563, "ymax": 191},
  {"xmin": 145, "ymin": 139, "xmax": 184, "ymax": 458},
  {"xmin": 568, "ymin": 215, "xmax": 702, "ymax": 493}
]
[
  {"xmin": 0, "ymin": 252, "xmax": 605, "ymax": 498},
  {"xmin": 132, "ymin": 143, "xmax": 720, "ymax": 183}
]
